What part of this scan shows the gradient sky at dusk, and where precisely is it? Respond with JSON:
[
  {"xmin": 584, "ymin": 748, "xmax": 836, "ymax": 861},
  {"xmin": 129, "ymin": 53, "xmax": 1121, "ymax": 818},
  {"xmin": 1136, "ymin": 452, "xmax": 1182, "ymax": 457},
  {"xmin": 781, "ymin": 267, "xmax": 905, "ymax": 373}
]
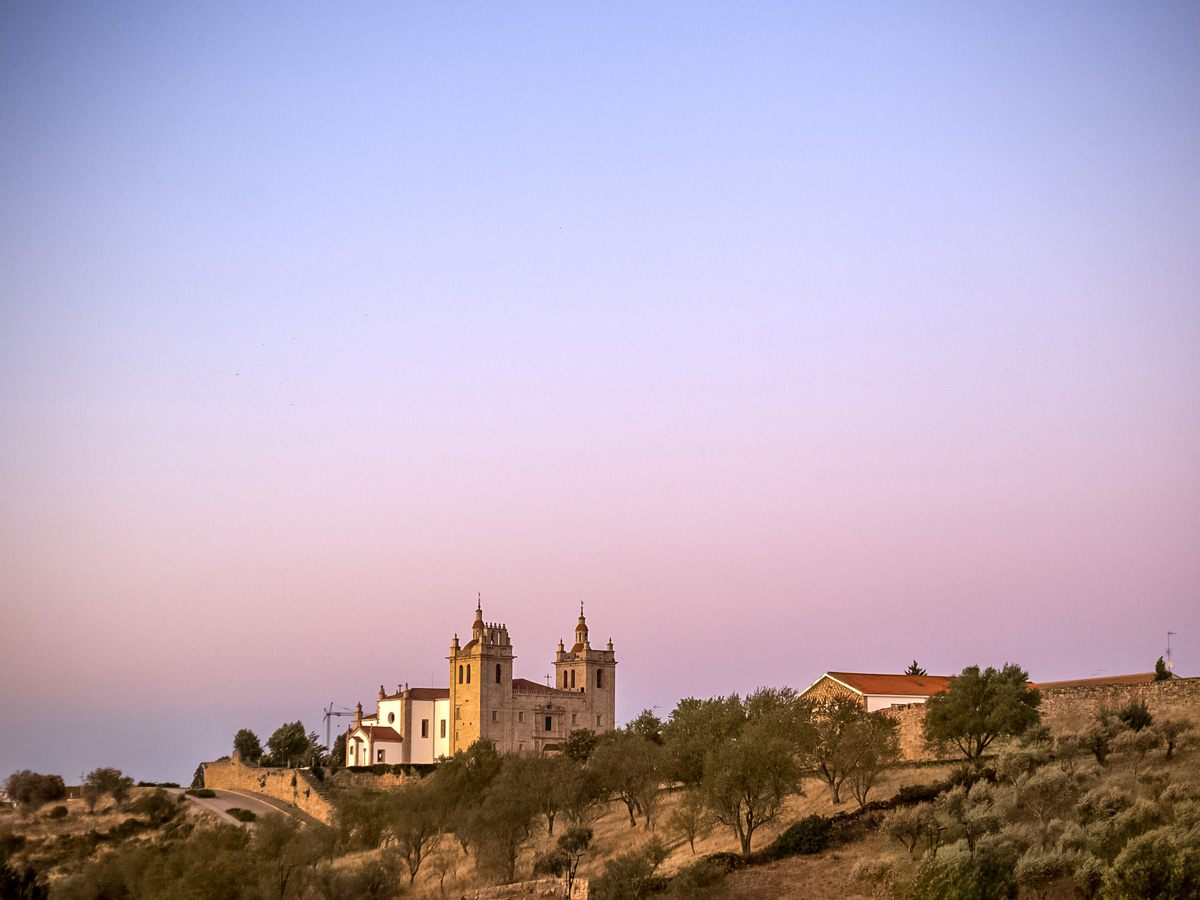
[{"xmin": 2, "ymin": 3, "xmax": 1198, "ymax": 784}]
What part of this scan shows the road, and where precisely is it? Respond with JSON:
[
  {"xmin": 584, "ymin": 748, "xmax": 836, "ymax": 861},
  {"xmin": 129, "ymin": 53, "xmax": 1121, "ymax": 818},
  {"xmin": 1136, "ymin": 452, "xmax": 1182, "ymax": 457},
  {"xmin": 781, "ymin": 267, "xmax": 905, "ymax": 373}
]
[{"xmin": 167, "ymin": 788, "xmax": 325, "ymax": 827}]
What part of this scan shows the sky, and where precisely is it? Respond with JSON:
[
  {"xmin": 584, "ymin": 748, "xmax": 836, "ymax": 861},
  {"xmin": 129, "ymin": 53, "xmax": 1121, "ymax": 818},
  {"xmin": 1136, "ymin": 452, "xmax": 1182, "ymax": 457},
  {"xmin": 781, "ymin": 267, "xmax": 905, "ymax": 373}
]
[{"xmin": 1, "ymin": 2, "xmax": 1198, "ymax": 785}]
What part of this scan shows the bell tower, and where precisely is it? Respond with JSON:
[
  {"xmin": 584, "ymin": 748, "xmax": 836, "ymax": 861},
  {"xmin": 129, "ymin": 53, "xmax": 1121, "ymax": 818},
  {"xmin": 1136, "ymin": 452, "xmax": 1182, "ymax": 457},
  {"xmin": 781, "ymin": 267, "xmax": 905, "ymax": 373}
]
[
  {"xmin": 448, "ymin": 597, "xmax": 514, "ymax": 754},
  {"xmin": 554, "ymin": 604, "xmax": 617, "ymax": 733}
]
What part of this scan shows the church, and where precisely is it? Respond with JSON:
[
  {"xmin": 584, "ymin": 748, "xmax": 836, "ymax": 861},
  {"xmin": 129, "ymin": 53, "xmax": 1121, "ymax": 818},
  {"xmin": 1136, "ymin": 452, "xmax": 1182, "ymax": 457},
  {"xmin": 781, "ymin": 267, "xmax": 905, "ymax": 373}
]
[{"xmin": 346, "ymin": 601, "xmax": 617, "ymax": 765}]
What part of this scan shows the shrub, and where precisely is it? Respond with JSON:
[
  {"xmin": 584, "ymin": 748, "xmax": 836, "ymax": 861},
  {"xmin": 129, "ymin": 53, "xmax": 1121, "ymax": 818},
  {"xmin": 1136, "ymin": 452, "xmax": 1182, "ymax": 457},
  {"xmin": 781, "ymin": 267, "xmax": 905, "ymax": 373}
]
[
  {"xmin": 852, "ymin": 858, "xmax": 896, "ymax": 898},
  {"xmin": 762, "ymin": 815, "xmax": 832, "ymax": 859},
  {"xmin": 186, "ymin": 788, "xmax": 217, "ymax": 798},
  {"xmin": 46, "ymin": 805, "xmax": 69, "ymax": 820},
  {"xmin": 590, "ymin": 838, "xmax": 669, "ymax": 900},
  {"xmin": 226, "ymin": 808, "xmax": 257, "ymax": 823},
  {"xmin": 665, "ymin": 858, "xmax": 726, "ymax": 898},
  {"xmin": 128, "ymin": 788, "xmax": 182, "ymax": 826},
  {"xmin": 1104, "ymin": 826, "xmax": 1200, "ymax": 900},
  {"xmin": 902, "ymin": 845, "xmax": 1018, "ymax": 900},
  {"xmin": 883, "ymin": 803, "xmax": 940, "ymax": 859},
  {"xmin": 1116, "ymin": 699, "xmax": 1153, "ymax": 733},
  {"xmin": 895, "ymin": 781, "xmax": 946, "ymax": 805}
]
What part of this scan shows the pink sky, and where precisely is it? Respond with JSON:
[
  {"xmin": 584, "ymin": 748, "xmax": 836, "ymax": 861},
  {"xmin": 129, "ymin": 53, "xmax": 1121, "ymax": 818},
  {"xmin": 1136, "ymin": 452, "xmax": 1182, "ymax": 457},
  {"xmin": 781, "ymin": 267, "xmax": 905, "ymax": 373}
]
[{"xmin": 2, "ymin": 2, "xmax": 1198, "ymax": 783}]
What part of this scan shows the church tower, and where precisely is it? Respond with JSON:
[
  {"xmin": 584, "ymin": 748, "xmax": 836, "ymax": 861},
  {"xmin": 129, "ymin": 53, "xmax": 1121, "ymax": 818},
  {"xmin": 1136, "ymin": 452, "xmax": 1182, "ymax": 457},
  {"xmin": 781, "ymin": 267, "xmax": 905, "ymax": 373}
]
[
  {"xmin": 447, "ymin": 598, "xmax": 514, "ymax": 754},
  {"xmin": 554, "ymin": 604, "xmax": 617, "ymax": 732}
]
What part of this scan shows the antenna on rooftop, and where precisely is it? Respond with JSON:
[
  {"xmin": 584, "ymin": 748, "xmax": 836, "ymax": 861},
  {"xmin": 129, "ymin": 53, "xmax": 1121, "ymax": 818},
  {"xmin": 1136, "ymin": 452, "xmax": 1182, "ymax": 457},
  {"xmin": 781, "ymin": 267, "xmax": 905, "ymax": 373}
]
[{"xmin": 1167, "ymin": 631, "xmax": 1178, "ymax": 671}]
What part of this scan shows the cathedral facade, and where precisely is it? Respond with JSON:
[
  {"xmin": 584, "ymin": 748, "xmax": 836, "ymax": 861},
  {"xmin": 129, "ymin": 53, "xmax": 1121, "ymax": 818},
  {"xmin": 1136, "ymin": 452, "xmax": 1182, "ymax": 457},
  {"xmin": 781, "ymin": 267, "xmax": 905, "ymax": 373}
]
[{"xmin": 346, "ymin": 602, "xmax": 617, "ymax": 766}]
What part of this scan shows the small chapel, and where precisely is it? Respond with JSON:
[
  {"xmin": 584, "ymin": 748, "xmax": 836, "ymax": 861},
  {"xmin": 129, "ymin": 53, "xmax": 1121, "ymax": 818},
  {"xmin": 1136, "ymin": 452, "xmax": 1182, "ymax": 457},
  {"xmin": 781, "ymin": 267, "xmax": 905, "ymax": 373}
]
[{"xmin": 346, "ymin": 601, "xmax": 617, "ymax": 766}]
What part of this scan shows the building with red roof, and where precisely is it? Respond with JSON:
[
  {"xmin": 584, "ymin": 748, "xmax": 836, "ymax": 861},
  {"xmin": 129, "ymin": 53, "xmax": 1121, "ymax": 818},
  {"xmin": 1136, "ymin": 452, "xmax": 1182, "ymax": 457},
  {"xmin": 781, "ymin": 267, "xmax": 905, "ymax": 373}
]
[{"xmin": 347, "ymin": 600, "xmax": 617, "ymax": 764}]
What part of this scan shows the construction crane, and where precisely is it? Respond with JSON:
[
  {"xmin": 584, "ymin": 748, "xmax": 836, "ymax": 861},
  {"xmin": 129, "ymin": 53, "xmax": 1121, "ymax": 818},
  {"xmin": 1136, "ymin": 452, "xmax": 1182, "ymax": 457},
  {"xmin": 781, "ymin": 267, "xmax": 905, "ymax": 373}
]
[{"xmin": 323, "ymin": 702, "xmax": 356, "ymax": 751}]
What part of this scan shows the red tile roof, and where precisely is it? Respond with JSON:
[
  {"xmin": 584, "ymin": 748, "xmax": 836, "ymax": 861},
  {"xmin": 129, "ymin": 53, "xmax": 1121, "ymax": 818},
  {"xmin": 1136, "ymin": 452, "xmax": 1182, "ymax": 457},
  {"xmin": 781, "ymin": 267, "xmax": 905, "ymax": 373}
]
[
  {"xmin": 823, "ymin": 672, "xmax": 952, "ymax": 698},
  {"xmin": 512, "ymin": 677, "xmax": 558, "ymax": 695},
  {"xmin": 1031, "ymin": 672, "xmax": 1164, "ymax": 689},
  {"xmin": 359, "ymin": 726, "xmax": 403, "ymax": 742},
  {"xmin": 407, "ymin": 687, "xmax": 450, "ymax": 700}
]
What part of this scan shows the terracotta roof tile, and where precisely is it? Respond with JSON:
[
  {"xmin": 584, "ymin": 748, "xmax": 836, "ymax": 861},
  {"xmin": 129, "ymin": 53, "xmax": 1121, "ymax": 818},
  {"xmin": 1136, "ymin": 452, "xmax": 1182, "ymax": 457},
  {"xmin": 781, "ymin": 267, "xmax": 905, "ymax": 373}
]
[
  {"xmin": 512, "ymin": 677, "xmax": 559, "ymax": 695},
  {"xmin": 1031, "ymin": 672, "xmax": 1164, "ymax": 689},
  {"xmin": 361, "ymin": 726, "xmax": 403, "ymax": 742},
  {"xmin": 824, "ymin": 672, "xmax": 952, "ymax": 698},
  {"xmin": 407, "ymin": 687, "xmax": 450, "ymax": 700}
]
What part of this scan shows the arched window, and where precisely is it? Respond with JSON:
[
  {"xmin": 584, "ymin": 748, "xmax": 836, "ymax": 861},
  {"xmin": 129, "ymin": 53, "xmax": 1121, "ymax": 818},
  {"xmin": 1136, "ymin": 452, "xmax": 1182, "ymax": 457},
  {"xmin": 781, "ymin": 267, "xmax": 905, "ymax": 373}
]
[
  {"xmin": 597, "ymin": 669, "xmax": 604, "ymax": 688},
  {"xmin": 466, "ymin": 665, "xmax": 471, "ymax": 684},
  {"xmin": 570, "ymin": 670, "xmax": 576, "ymax": 689},
  {"xmin": 458, "ymin": 665, "xmax": 463, "ymax": 684},
  {"xmin": 495, "ymin": 663, "xmax": 501, "ymax": 684},
  {"xmin": 562, "ymin": 671, "xmax": 568, "ymax": 688}
]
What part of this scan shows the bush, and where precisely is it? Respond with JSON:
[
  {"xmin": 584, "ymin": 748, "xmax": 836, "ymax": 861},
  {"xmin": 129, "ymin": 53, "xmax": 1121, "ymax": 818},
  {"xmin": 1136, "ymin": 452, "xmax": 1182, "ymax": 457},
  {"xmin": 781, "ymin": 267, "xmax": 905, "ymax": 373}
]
[
  {"xmin": 1105, "ymin": 826, "xmax": 1200, "ymax": 900},
  {"xmin": 128, "ymin": 788, "xmax": 182, "ymax": 826},
  {"xmin": 665, "ymin": 858, "xmax": 726, "ymax": 898},
  {"xmin": 46, "ymin": 805, "xmax": 69, "ymax": 820},
  {"xmin": 903, "ymin": 845, "xmax": 1018, "ymax": 900},
  {"xmin": 761, "ymin": 815, "xmax": 832, "ymax": 859},
  {"xmin": 895, "ymin": 781, "xmax": 948, "ymax": 805},
  {"xmin": 226, "ymin": 808, "xmax": 257, "ymax": 823},
  {"xmin": 186, "ymin": 788, "xmax": 217, "ymax": 798},
  {"xmin": 1116, "ymin": 699, "xmax": 1153, "ymax": 733},
  {"xmin": 590, "ymin": 838, "xmax": 669, "ymax": 900}
]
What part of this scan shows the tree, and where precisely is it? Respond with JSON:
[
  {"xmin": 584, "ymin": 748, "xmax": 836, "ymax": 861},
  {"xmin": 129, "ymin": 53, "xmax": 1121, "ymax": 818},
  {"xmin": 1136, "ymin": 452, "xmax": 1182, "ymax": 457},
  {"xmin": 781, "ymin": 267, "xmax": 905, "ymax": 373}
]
[
  {"xmin": 233, "ymin": 729, "xmax": 263, "ymax": 764},
  {"xmin": 464, "ymin": 755, "xmax": 543, "ymax": 884},
  {"xmin": 666, "ymin": 789, "xmax": 710, "ymax": 853},
  {"xmin": 906, "ymin": 661, "xmax": 928, "ymax": 677},
  {"xmin": 845, "ymin": 712, "xmax": 901, "ymax": 809},
  {"xmin": 84, "ymin": 768, "xmax": 134, "ymax": 808},
  {"xmin": 329, "ymin": 732, "xmax": 347, "ymax": 767},
  {"xmin": 265, "ymin": 722, "xmax": 316, "ymax": 767},
  {"xmin": 533, "ymin": 826, "xmax": 593, "ymax": 899},
  {"xmin": 702, "ymin": 718, "xmax": 804, "ymax": 855},
  {"xmin": 923, "ymin": 664, "xmax": 1041, "ymax": 761},
  {"xmin": 806, "ymin": 696, "xmax": 896, "ymax": 805},
  {"xmin": 1154, "ymin": 718, "xmax": 1194, "ymax": 760},
  {"xmin": 592, "ymin": 730, "xmax": 664, "ymax": 829},
  {"xmin": 3, "ymin": 771, "xmax": 65, "ymax": 811},
  {"xmin": 383, "ymin": 779, "xmax": 444, "ymax": 885},
  {"xmin": 662, "ymin": 695, "xmax": 745, "ymax": 786},
  {"xmin": 1116, "ymin": 699, "xmax": 1153, "ymax": 732},
  {"xmin": 626, "ymin": 709, "xmax": 665, "ymax": 745},
  {"xmin": 561, "ymin": 729, "xmax": 599, "ymax": 764},
  {"xmin": 1154, "ymin": 656, "xmax": 1171, "ymax": 681}
]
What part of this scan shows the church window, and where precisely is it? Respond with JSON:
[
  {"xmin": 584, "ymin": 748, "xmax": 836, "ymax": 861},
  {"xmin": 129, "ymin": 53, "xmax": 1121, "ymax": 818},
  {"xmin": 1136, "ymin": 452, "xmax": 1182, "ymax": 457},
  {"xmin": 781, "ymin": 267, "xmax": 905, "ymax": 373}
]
[
  {"xmin": 421, "ymin": 719, "xmax": 429, "ymax": 738},
  {"xmin": 458, "ymin": 665, "xmax": 463, "ymax": 684},
  {"xmin": 492, "ymin": 711, "xmax": 498, "ymax": 722},
  {"xmin": 455, "ymin": 707, "xmax": 461, "ymax": 720},
  {"xmin": 496, "ymin": 664, "xmax": 501, "ymax": 683},
  {"xmin": 388, "ymin": 712, "xmax": 394, "ymax": 724},
  {"xmin": 570, "ymin": 670, "xmax": 576, "ymax": 689},
  {"xmin": 545, "ymin": 716, "xmax": 552, "ymax": 732},
  {"xmin": 596, "ymin": 715, "xmax": 602, "ymax": 727},
  {"xmin": 466, "ymin": 665, "xmax": 471, "ymax": 684},
  {"xmin": 518, "ymin": 711, "xmax": 524, "ymax": 723},
  {"xmin": 440, "ymin": 719, "xmax": 446, "ymax": 738},
  {"xmin": 572, "ymin": 713, "xmax": 577, "ymax": 725},
  {"xmin": 597, "ymin": 669, "xmax": 604, "ymax": 688},
  {"xmin": 377, "ymin": 750, "xmax": 385, "ymax": 762}
]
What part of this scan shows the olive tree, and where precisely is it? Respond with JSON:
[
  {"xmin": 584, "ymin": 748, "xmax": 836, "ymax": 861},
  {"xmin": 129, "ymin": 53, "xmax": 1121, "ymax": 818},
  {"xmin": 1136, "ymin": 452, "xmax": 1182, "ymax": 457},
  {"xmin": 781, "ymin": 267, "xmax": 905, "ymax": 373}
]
[{"xmin": 923, "ymin": 664, "xmax": 1041, "ymax": 761}]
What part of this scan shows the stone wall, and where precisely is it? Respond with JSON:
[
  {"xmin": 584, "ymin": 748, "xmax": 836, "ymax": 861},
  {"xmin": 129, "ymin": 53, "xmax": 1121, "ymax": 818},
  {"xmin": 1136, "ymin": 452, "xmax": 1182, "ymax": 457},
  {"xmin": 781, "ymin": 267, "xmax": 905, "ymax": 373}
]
[
  {"xmin": 471, "ymin": 876, "xmax": 587, "ymax": 900},
  {"xmin": 886, "ymin": 676, "xmax": 1200, "ymax": 762},
  {"xmin": 201, "ymin": 756, "xmax": 335, "ymax": 825}
]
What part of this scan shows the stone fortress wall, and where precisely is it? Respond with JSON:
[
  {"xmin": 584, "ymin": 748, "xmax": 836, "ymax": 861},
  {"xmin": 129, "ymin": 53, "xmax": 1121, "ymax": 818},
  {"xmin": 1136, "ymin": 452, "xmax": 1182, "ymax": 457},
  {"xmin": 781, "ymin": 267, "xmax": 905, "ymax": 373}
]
[
  {"xmin": 888, "ymin": 675, "xmax": 1200, "ymax": 762},
  {"xmin": 201, "ymin": 754, "xmax": 336, "ymax": 824}
]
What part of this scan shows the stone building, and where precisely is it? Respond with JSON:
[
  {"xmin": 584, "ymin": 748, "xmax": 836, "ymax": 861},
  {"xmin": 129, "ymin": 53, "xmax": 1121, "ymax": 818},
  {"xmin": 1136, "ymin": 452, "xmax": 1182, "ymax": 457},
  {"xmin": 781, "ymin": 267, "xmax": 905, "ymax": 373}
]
[
  {"xmin": 346, "ymin": 601, "xmax": 616, "ymax": 765},
  {"xmin": 802, "ymin": 671, "xmax": 952, "ymax": 711}
]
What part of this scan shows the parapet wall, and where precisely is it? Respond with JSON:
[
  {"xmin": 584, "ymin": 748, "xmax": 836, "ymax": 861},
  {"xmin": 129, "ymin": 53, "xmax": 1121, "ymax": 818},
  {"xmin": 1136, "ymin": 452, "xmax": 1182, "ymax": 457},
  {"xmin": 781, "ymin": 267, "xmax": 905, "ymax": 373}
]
[
  {"xmin": 202, "ymin": 756, "xmax": 335, "ymax": 825},
  {"xmin": 887, "ymin": 675, "xmax": 1200, "ymax": 762}
]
